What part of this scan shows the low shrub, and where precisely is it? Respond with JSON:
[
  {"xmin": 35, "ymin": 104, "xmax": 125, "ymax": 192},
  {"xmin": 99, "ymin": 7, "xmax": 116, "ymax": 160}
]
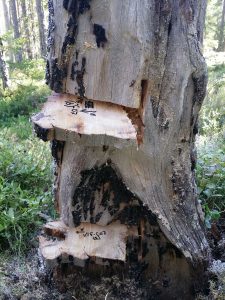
[
  {"xmin": 0, "ymin": 119, "xmax": 54, "ymax": 253},
  {"xmin": 196, "ymin": 136, "xmax": 225, "ymax": 228}
]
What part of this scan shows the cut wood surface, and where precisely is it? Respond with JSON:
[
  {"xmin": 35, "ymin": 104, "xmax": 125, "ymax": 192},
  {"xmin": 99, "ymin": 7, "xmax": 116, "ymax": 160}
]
[
  {"xmin": 32, "ymin": 93, "xmax": 137, "ymax": 143},
  {"xmin": 40, "ymin": 221, "xmax": 132, "ymax": 262}
]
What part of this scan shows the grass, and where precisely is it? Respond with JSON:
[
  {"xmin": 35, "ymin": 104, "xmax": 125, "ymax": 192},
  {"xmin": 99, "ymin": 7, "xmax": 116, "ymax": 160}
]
[{"xmin": 0, "ymin": 59, "xmax": 54, "ymax": 254}]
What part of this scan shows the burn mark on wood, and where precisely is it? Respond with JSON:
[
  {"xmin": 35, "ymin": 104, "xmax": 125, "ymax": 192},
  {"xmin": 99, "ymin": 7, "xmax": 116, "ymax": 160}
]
[
  {"xmin": 168, "ymin": 19, "xmax": 172, "ymax": 36},
  {"xmin": 72, "ymin": 209, "xmax": 82, "ymax": 226},
  {"xmin": 193, "ymin": 120, "xmax": 199, "ymax": 135},
  {"xmin": 63, "ymin": 0, "xmax": 78, "ymax": 13},
  {"xmin": 63, "ymin": 0, "xmax": 91, "ymax": 14},
  {"xmin": 117, "ymin": 205, "xmax": 157, "ymax": 227},
  {"xmin": 51, "ymin": 140, "xmax": 65, "ymax": 166},
  {"xmin": 192, "ymin": 74, "xmax": 208, "ymax": 105},
  {"xmin": 102, "ymin": 145, "xmax": 109, "ymax": 152},
  {"xmin": 79, "ymin": 0, "xmax": 92, "ymax": 14},
  {"xmin": 62, "ymin": 29, "xmax": 76, "ymax": 54},
  {"xmin": 76, "ymin": 57, "xmax": 86, "ymax": 97},
  {"xmin": 190, "ymin": 147, "xmax": 197, "ymax": 171},
  {"xmin": 48, "ymin": 58, "xmax": 67, "ymax": 92},
  {"xmin": 33, "ymin": 124, "xmax": 50, "ymax": 142},
  {"xmin": 93, "ymin": 24, "xmax": 108, "ymax": 48},
  {"xmin": 54, "ymin": 0, "xmax": 91, "ymax": 93},
  {"xmin": 71, "ymin": 163, "xmax": 158, "ymax": 230},
  {"xmin": 44, "ymin": 226, "xmax": 66, "ymax": 240},
  {"xmin": 71, "ymin": 61, "xmax": 79, "ymax": 80},
  {"xmin": 72, "ymin": 164, "xmax": 134, "ymax": 226},
  {"xmin": 45, "ymin": 60, "xmax": 50, "ymax": 84}
]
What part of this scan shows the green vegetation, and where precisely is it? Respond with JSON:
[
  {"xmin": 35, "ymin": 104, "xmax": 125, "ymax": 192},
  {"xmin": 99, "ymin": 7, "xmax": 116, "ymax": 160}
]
[
  {"xmin": 196, "ymin": 41, "xmax": 225, "ymax": 228},
  {"xmin": 0, "ymin": 59, "xmax": 54, "ymax": 254},
  {"xmin": 197, "ymin": 136, "xmax": 225, "ymax": 228}
]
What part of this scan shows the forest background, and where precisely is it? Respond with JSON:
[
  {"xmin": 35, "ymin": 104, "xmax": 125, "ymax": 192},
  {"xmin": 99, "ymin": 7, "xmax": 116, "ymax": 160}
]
[{"xmin": 0, "ymin": 0, "xmax": 224, "ymax": 298}]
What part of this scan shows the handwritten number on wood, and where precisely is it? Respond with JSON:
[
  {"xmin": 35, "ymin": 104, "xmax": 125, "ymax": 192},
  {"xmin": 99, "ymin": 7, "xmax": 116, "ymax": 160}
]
[
  {"xmin": 75, "ymin": 230, "xmax": 106, "ymax": 240},
  {"xmin": 64, "ymin": 100, "xmax": 96, "ymax": 116}
]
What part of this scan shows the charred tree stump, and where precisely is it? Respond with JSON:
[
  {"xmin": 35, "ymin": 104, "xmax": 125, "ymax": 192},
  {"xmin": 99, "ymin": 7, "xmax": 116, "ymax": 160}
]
[{"xmin": 32, "ymin": 1, "xmax": 210, "ymax": 299}]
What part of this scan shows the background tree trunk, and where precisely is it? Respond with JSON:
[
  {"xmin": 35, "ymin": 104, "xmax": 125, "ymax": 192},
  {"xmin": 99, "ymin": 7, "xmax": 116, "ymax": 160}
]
[
  {"xmin": 2, "ymin": 0, "xmax": 14, "ymax": 62},
  {"xmin": 27, "ymin": 0, "xmax": 37, "ymax": 59},
  {"xmin": 35, "ymin": 0, "xmax": 47, "ymax": 58},
  {"xmin": 217, "ymin": 0, "xmax": 225, "ymax": 51},
  {"xmin": 33, "ymin": 1, "xmax": 210, "ymax": 299},
  {"xmin": 21, "ymin": 0, "xmax": 32, "ymax": 59},
  {"xmin": 2, "ymin": 0, "xmax": 11, "ymax": 32},
  {"xmin": 0, "ymin": 39, "xmax": 9, "ymax": 89},
  {"xmin": 9, "ymin": 0, "xmax": 22, "ymax": 63}
]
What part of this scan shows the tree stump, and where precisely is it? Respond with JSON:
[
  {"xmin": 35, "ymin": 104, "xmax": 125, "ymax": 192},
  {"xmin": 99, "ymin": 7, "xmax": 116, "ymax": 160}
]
[{"xmin": 32, "ymin": 1, "xmax": 210, "ymax": 298}]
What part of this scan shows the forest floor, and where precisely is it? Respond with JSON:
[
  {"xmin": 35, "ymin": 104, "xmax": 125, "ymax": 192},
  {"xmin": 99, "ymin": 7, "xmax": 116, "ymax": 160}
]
[{"xmin": 0, "ymin": 247, "xmax": 147, "ymax": 300}]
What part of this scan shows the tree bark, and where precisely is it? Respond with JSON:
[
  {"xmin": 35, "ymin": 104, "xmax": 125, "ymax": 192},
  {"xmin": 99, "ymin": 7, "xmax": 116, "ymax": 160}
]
[
  {"xmin": 33, "ymin": 1, "xmax": 210, "ymax": 299},
  {"xmin": 21, "ymin": 0, "xmax": 32, "ymax": 59},
  {"xmin": 217, "ymin": 0, "xmax": 225, "ymax": 51},
  {"xmin": 35, "ymin": 0, "xmax": 47, "ymax": 57},
  {"xmin": 0, "ymin": 39, "xmax": 9, "ymax": 89},
  {"xmin": 9, "ymin": 0, "xmax": 22, "ymax": 62}
]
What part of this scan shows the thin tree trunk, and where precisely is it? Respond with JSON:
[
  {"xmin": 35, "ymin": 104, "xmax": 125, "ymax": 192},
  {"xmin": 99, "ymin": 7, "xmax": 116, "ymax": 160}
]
[
  {"xmin": 0, "ymin": 39, "xmax": 9, "ymax": 89},
  {"xmin": 35, "ymin": 0, "xmax": 47, "ymax": 57},
  {"xmin": 9, "ymin": 0, "xmax": 22, "ymax": 63},
  {"xmin": 21, "ymin": 0, "xmax": 32, "ymax": 59},
  {"xmin": 2, "ymin": 0, "xmax": 14, "ymax": 62},
  {"xmin": 217, "ymin": 0, "xmax": 225, "ymax": 51},
  {"xmin": 33, "ymin": 1, "xmax": 210, "ymax": 299},
  {"xmin": 27, "ymin": 0, "xmax": 36, "ymax": 59},
  {"xmin": 2, "ymin": 0, "xmax": 11, "ymax": 31}
]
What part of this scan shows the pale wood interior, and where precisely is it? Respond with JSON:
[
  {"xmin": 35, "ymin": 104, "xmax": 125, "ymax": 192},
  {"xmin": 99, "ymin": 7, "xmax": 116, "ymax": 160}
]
[{"xmin": 32, "ymin": 93, "xmax": 139, "ymax": 142}]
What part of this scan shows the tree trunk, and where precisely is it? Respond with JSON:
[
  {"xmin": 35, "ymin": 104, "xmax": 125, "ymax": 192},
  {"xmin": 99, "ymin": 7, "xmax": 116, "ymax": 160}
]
[
  {"xmin": 35, "ymin": 0, "xmax": 47, "ymax": 57},
  {"xmin": 33, "ymin": 1, "xmax": 210, "ymax": 299},
  {"xmin": 21, "ymin": 0, "xmax": 33, "ymax": 59},
  {"xmin": 27, "ymin": 0, "xmax": 36, "ymax": 59},
  {"xmin": 2, "ymin": 0, "xmax": 14, "ymax": 62},
  {"xmin": 9, "ymin": 0, "xmax": 22, "ymax": 62},
  {"xmin": 0, "ymin": 39, "xmax": 9, "ymax": 89},
  {"xmin": 2, "ymin": 0, "xmax": 11, "ymax": 31},
  {"xmin": 217, "ymin": 0, "xmax": 225, "ymax": 51}
]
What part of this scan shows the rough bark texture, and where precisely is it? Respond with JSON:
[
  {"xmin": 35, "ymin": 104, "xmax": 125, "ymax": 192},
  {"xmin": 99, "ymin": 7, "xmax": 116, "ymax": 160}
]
[
  {"xmin": 217, "ymin": 0, "xmax": 225, "ymax": 51},
  {"xmin": 34, "ymin": 0, "xmax": 210, "ymax": 299},
  {"xmin": 9, "ymin": 0, "xmax": 22, "ymax": 63},
  {"xmin": 35, "ymin": 0, "xmax": 47, "ymax": 57},
  {"xmin": 21, "ymin": 0, "xmax": 33, "ymax": 59}
]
